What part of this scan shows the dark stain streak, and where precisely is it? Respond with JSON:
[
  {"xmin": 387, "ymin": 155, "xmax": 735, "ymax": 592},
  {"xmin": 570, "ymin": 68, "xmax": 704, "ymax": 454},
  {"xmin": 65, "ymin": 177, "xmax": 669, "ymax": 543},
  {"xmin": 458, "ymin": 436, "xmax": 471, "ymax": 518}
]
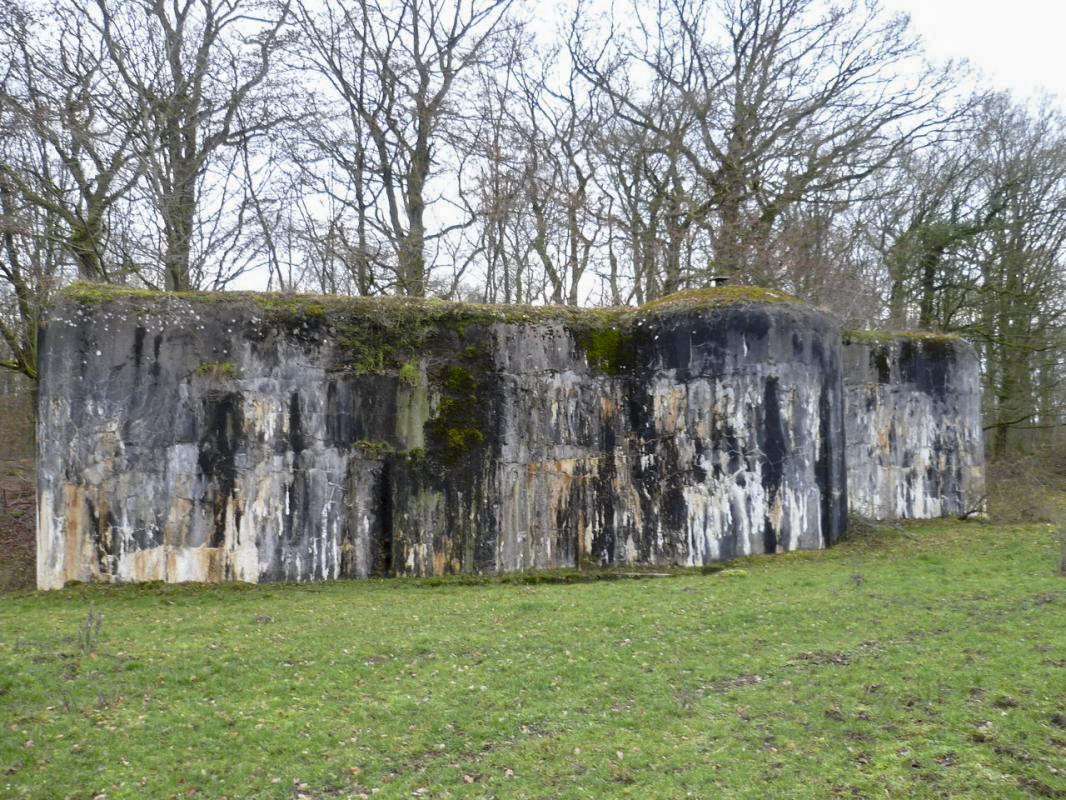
[
  {"xmin": 198, "ymin": 392, "xmax": 243, "ymax": 548},
  {"xmin": 133, "ymin": 326, "xmax": 146, "ymax": 369},
  {"xmin": 289, "ymin": 391, "xmax": 305, "ymax": 455},
  {"xmin": 816, "ymin": 384, "xmax": 833, "ymax": 546},
  {"xmin": 85, "ymin": 497, "xmax": 117, "ymax": 577},
  {"xmin": 377, "ymin": 459, "xmax": 393, "ymax": 576},
  {"xmin": 759, "ymin": 377, "xmax": 786, "ymax": 497},
  {"xmin": 872, "ymin": 347, "xmax": 891, "ymax": 384}
]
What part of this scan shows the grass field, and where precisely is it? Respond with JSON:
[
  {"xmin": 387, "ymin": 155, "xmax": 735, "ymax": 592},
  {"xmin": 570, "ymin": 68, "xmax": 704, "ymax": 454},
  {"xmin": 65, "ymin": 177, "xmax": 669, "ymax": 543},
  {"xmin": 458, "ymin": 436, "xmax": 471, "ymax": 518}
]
[{"xmin": 1, "ymin": 517, "xmax": 1064, "ymax": 800}]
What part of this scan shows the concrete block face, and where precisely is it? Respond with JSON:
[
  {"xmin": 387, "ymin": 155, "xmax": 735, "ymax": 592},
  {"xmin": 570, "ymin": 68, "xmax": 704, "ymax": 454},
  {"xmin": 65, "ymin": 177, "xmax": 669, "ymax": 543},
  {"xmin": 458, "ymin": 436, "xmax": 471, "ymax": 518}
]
[
  {"xmin": 842, "ymin": 334, "xmax": 985, "ymax": 520},
  {"xmin": 36, "ymin": 288, "xmax": 848, "ymax": 587}
]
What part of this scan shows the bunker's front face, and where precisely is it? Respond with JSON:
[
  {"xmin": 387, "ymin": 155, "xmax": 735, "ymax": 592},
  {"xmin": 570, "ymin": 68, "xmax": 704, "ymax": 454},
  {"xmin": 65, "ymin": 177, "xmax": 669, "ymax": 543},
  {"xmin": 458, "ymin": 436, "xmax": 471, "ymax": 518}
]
[{"xmin": 37, "ymin": 287, "xmax": 855, "ymax": 588}]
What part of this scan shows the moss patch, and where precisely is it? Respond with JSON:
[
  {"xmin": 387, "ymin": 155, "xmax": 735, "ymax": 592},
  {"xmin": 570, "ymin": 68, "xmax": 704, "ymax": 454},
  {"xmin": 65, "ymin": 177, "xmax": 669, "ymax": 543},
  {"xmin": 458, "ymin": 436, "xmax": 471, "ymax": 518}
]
[
  {"xmin": 353, "ymin": 439, "xmax": 394, "ymax": 459},
  {"xmin": 64, "ymin": 283, "xmax": 619, "ymax": 325},
  {"xmin": 639, "ymin": 286, "xmax": 801, "ymax": 312},
  {"xmin": 842, "ymin": 329, "xmax": 964, "ymax": 346},
  {"xmin": 333, "ymin": 310, "xmax": 437, "ymax": 375},
  {"xmin": 425, "ymin": 363, "xmax": 487, "ymax": 465},
  {"xmin": 397, "ymin": 362, "xmax": 420, "ymax": 388},
  {"xmin": 573, "ymin": 324, "xmax": 636, "ymax": 375},
  {"xmin": 63, "ymin": 284, "xmax": 803, "ymax": 342},
  {"xmin": 64, "ymin": 282, "xmax": 159, "ymax": 301},
  {"xmin": 194, "ymin": 362, "xmax": 236, "ymax": 378},
  {"xmin": 252, "ymin": 295, "xmax": 327, "ymax": 324}
]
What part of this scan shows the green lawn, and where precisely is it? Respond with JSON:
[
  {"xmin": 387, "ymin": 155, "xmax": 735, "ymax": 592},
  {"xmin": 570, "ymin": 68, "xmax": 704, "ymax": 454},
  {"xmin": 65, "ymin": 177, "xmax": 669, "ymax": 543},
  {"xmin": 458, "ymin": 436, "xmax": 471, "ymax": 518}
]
[{"xmin": 1, "ymin": 519, "xmax": 1064, "ymax": 799}]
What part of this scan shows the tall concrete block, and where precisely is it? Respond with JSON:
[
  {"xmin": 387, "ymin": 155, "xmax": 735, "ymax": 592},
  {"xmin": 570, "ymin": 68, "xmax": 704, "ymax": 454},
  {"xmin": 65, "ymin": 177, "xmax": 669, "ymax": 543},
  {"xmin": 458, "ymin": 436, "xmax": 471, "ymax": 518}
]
[{"xmin": 842, "ymin": 332, "xmax": 985, "ymax": 519}]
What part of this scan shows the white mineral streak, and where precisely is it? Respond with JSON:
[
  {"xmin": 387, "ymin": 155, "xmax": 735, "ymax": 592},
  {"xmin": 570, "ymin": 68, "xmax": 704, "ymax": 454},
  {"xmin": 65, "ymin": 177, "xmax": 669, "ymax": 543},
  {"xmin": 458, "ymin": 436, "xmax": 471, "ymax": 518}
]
[{"xmin": 36, "ymin": 487, "xmax": 58, "ymax": 589}]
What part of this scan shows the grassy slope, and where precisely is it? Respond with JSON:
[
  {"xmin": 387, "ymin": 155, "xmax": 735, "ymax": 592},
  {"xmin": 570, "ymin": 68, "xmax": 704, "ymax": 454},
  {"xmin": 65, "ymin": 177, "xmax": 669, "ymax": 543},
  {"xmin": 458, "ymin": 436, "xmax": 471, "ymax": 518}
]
[{"xmin": 1, "ymin": 519, "xmax": 1063, "ymax": 800}]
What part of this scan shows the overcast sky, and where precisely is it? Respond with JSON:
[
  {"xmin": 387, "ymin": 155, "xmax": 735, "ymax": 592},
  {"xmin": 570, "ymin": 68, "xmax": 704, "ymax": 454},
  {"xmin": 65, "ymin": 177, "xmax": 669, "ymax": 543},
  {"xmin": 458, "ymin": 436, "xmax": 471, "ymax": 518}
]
[{"xmin": 882, "ymin": 0, "xmax": 1066, "ymax": 107}]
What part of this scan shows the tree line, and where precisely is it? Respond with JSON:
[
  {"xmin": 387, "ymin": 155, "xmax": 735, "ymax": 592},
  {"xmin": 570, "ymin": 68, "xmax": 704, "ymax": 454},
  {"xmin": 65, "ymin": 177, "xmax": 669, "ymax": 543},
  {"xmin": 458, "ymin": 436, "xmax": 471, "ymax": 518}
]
[{"xmin": 1, "ymin": 0, "xmax": 1064, "ymax": 454}]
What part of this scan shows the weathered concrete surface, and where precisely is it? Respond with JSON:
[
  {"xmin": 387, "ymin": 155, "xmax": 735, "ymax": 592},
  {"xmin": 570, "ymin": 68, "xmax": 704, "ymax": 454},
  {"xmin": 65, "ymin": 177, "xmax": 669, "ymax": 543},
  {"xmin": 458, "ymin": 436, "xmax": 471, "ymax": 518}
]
[
  {"xmin": 842, "ymin": 333, "xmax": 985, "ymax": 519},
  {"xmin": 37, "ymin": 287, "xmax": 848, "ymax": 588}
]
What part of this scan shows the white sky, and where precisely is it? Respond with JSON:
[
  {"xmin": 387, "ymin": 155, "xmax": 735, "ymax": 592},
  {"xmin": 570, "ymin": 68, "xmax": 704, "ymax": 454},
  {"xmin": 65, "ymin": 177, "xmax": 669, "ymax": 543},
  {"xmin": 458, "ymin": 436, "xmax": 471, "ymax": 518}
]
[{"xmin": 882, "ymin": 0, "xmax": 1066, "ymax": 108}]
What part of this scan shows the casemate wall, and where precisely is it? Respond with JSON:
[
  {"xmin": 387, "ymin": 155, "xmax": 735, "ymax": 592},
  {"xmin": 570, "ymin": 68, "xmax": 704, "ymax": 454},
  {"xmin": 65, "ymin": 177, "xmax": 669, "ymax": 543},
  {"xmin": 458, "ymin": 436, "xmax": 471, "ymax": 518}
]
[
  {"xmin": 37, "ymin": 286, "xmax": 850, "ymax": 588},
  {"xmin": 841, "ymin": 332, "xmax": 985, "ymax": 520}
]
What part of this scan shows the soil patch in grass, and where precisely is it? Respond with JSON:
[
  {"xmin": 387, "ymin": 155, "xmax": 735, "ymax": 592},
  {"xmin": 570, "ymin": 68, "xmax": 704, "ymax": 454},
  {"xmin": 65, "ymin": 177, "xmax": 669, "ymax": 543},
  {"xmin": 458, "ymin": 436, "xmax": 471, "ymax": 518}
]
[{"xmin": 0, "ymin": 459, "xmax": 34, "ymax": 592}]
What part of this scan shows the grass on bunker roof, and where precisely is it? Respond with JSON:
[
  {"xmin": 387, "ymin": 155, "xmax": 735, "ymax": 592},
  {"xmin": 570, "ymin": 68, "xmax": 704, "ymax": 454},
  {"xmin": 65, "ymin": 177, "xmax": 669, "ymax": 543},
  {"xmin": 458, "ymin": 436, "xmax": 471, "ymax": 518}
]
[{"xmin": 1, "ymin": 518, "xmax": 1064, "ymax": 800}]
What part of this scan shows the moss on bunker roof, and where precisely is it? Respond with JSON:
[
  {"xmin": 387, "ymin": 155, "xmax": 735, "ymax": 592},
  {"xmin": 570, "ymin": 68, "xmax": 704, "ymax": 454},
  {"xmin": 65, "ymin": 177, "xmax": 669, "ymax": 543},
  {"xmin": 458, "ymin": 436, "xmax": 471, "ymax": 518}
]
[
  {"xmin": 842, "ymin": 328, "xmax": 965, "ymax": 345},
  {"xmin": 639, "ymin": 286, "xmax": 802, "ymax": 311},
  {"xmin": 63, "ymin": 282, "xmax": 618, "ymax": 324},
  {"xmin": 63, "ymin": 282, "xmax": 804, "ymax": 326}
]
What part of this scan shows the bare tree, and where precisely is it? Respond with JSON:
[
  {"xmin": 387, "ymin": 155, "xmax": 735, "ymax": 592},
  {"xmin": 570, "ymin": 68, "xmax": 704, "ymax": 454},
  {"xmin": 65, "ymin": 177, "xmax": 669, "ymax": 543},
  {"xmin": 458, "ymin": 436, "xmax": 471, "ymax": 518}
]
[
  {"xmin": 573, "ymin": 0, "xmax": 963, "ymax": 287},
  {"xmin": 594, "ymin": 104, "xmax": 704, "ymax": 302},
  {"xmin": 503, "ymin": 47, "xmax": 608, "ymax": 305},
  {"xmin": 0, "ymin": 101, "xmax": 65, "ymax": 379},
  {"xmin": 290, "ymin": 0, "xmax": 514, "ymax": 298},
  {"xmin": 856, "ymin": 92, "xmax": 1066, "ymax": 453},
  {"xmin": 969, "ymin": 96, "xmax": 1066, "ymax": 455},
  {"xmin": 89, "ymin": 0, "xmax": 291, "ymax": 290},
  {"xmin": 0, "ymin": 2, "xmax": 143, "ymax": 284},
  {"xmin": 0, "ymin": 180, "xmax": 54, "ymax": 379},
  {"xmin": 460, "ymin": 27, "xmax": 533, "ymax": 303},
  {"xmin": 0, "ymin": 2, "xmax": 101, "ymax": 379}
]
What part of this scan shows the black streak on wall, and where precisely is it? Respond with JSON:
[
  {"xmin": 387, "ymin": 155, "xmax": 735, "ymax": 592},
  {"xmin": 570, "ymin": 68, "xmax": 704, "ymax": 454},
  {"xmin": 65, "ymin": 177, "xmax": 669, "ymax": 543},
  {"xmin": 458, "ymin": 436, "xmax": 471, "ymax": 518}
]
[{"xmin": 198, "ymin": 392, "xmax": 243, "ymax": 548}]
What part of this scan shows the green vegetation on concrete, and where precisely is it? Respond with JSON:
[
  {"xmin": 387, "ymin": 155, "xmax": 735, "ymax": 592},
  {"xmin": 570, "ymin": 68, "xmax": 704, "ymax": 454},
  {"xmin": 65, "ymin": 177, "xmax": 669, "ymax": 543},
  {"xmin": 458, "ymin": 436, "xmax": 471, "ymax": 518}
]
[
  {"xmin": 639, "ymin": 285, "xmax": 802, "ymax": 311},
  {"xmin": 572, "ymin": 325, "xmax": 635, "ymax": 375},
  {"xmin": 194, "ymin": 361, "xmax": 237, "ymax": 378},
  {"xmin": 842, "ymin": 328, "xmax": 965, "ymax": 346},
  {"xmin": 424, "ymin": 364, "xmax": 486, "ymax": 464},
  {"xmin": 62, "ymin": 283, "xmax": 813, "ymax": 387},
  {"xmin": 397, "ymin": 362, "xmax": 420, "ymax": 389},
  {"xmin": 63, "ymin": 283, "xmax": 803, "ymax": 328},
  {"xmin": 62, "ymin": 282, "xmax": 617, "ymax": 327},
  {"xmin": 2, "ymin": 517, "xmax": 1064, "ymax": 799}
]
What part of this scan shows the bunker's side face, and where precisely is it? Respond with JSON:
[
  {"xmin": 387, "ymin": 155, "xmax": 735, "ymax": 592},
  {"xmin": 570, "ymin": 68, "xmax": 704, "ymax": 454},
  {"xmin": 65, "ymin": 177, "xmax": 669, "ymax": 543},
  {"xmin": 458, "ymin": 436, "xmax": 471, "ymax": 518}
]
[
  {"xmin": 842, "ymin": 332, "xmax": 985, "ymax": 519},
  {"xmin": 36, "ymin": 287, "xmax": 847, "ymax": 588}
]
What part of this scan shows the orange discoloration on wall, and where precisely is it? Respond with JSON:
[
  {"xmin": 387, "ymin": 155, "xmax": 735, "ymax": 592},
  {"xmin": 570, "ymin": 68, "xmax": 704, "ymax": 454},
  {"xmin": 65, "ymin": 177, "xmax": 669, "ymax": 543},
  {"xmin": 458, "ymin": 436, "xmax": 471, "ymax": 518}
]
[
  {"xmin": 600, "ymin": 393, "xmax": 615, "ymax": 418},
  {"xmin": 127, "ymin": 547, "xmax": 166, "ymax": 582},
  {"xmin": 163, "ymin": 497, "xmax": 194, "ymax": 549},
  {"xmin": 164, "ymin": 546, "xmax": 227, "ymax": 583},
  {"xmin": 431, "ymin": 548, "xmax": 451, "ymax": 575},
  {"xmin": 61, "ymin": 484, "xmax": 101, "ymax": 584}
]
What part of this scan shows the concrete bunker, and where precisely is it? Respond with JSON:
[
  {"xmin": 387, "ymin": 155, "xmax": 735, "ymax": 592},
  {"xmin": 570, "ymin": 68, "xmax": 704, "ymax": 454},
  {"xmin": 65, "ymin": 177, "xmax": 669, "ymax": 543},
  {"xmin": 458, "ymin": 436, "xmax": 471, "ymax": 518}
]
[
  {"xmin": 37, "ymin": 286, "xmax": 849, "ymax": 588},
  {"xmin": 841, "ymin": 331, "xmax": 985, "ymax": 519}
]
